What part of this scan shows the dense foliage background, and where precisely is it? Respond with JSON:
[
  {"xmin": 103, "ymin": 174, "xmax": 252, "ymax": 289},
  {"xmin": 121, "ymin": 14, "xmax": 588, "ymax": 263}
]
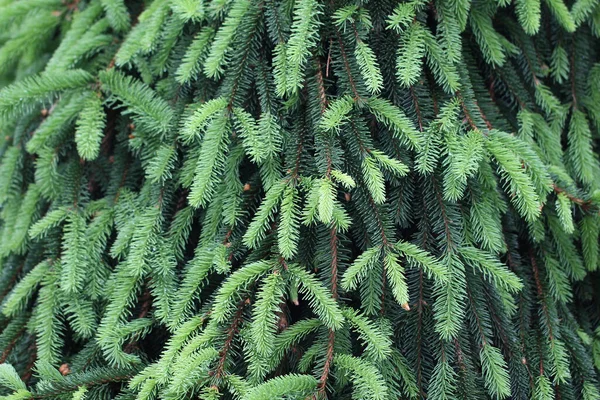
[{"xmin": 0, "ymin": 0, "xmax": 600, "ymax": 398}]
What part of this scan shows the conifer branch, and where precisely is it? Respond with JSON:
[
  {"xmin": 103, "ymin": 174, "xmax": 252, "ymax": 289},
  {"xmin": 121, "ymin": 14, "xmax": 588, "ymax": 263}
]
[{"xmin": 0, "ymin": 0, "xmax": 599, "ymax": 398}]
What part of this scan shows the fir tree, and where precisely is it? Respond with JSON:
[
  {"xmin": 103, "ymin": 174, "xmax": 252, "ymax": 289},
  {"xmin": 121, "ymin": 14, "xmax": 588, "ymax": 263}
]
[{"xmin": 0, "ymin": 0, "xmax": 600, "ymax": 399}]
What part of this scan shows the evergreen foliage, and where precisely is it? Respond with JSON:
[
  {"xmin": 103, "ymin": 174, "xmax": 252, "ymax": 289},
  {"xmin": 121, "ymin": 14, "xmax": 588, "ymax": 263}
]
[{"xmin": 0, "ymin": 0, "xmax": 599, "ymax": 398}]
